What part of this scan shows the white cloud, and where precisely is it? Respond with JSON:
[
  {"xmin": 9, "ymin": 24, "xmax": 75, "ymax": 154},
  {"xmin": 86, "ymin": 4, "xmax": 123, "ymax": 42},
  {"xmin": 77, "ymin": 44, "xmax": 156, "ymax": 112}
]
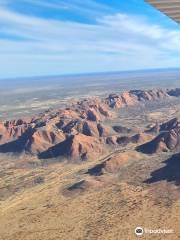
[
  {"xmin": 2, "ymin": 0, "xmax": 115, "ymax": 19},
  {"xmin": 0, "ymin": 3, "xmax": 180, "ymax": 78}
]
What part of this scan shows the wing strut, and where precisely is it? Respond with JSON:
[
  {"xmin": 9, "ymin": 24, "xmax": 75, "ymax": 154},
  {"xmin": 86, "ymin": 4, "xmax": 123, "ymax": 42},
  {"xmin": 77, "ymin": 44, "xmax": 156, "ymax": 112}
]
[{"xmin": 145, "ymin": 0, "xmax": 180, "ymax": 24}]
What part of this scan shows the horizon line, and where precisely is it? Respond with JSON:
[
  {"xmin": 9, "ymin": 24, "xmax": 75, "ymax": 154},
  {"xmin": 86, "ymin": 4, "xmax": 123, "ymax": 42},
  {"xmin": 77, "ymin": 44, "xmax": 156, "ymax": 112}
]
[{"xmin": 1, "ymin": 66, "xmax": 180, "ymax": 81}]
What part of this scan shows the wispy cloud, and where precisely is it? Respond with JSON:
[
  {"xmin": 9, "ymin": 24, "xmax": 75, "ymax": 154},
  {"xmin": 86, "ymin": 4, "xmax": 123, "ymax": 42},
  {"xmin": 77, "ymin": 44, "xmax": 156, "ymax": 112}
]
[
  {"xmin": 22, "ymin": 0, "xmax": 112, "ymax": 11},
  {"xmin": 0, "ymin": 0, "xmax": 180, "ymax": 78},
  {"xmin": 2, "ymin": 0, "xmax": 115, "ymax": 20}
]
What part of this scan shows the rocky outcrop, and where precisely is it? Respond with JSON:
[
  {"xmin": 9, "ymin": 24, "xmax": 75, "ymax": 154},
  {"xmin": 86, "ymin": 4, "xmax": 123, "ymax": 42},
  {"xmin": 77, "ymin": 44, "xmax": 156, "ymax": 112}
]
[
  {"xmin": 76, "ymin": 98, "xmax": 112, "ymax": 121},
  {"xmin": 29, "ymin": 127, "xmax": 66, "ymax": 154},
  {"xmin": 0, "ymin": 98, "xmax": 112, "ymax": 158},
  {"xmin": 38, "ymin": 133, "xmax": 103, "ymax": 161},
  {"xmin": 160, "ymin": 117, "xmax": 180, "ymax": 131},
  {"xmin": 105, "ymin": 92, "xmax": 138, "ymax": 108},
  {"xmin": 137, "ymin": 118, "xmax": 180, "ymax": 154},
  {"xmin": 106, "ymin": 133, "xmax": 153, "ymax": 146},
  {"xmin": 105, "ymin": 89, "xmax": 170, "ymax": 109},
  {"xmin": 129, "ymin": 89, "xmax": 169, "ymax": 101},
  {"xmin": 1, "ymin": 88, "xmax": 180, "ymax": 161},
  {"xmin": 0, "ymin": 120, "xmax": 31, "ymax": 145},
  {"xmin": 167, "ymin": 88, "xmax": 180, "ymax": 97},
  {"xmin": 87, "ymin": 151, "xmax": 142, "ymax": 175},
  {"xmin": 112, "ymin": 125, "xmax": 132, "ymax": 134}
]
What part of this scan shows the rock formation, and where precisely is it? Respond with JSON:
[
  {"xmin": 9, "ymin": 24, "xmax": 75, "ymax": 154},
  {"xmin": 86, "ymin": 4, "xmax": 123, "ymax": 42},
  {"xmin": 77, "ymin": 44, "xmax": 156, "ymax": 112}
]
[
  {"xmin": 137, "ymin": 118, "xmax": 180, "ymax": 154},
  {"xmin": 0, "ymin": 88, "xmax": 180, "ymax": 160}
]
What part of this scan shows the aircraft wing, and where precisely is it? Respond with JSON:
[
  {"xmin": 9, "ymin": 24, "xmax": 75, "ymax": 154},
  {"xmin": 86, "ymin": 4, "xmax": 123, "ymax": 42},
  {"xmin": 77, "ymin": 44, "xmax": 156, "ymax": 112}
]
[{"xmin": 145, "ymin": 0, "xmax": 180, "ymax": 24}]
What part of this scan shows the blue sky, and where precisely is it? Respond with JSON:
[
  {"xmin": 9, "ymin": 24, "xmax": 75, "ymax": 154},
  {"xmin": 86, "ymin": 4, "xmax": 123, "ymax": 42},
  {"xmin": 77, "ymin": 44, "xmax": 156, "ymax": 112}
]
[{"xmin": 1, "ymin": 0, "xmax": 180, "ymax": 79}]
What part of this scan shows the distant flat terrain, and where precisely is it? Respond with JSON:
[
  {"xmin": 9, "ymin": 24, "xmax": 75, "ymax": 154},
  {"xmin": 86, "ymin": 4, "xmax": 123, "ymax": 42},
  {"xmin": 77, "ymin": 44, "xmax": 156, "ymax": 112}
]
[{"xmin": 1, "ymin": 69, "xmax": 180, "ymax": 119}]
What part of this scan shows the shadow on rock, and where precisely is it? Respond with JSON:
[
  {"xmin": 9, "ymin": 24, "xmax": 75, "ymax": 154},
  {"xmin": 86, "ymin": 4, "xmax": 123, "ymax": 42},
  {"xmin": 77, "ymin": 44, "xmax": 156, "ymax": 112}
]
[
  {"xmin": 0, "ymin": 127, "xmax": 35, "ymax": 153},
  {"xmin": 144, "ymin": 153, "xmax": 180, "ymax": 186}
]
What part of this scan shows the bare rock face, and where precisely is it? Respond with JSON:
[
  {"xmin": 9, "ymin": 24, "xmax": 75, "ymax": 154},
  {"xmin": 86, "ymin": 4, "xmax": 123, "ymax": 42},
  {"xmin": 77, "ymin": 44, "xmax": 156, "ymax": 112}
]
[
  {"xmin": 120, "ymin": 91, "xmax": 138, "ymax": 105},
  {"xmin": 87, "ymin": 109, "xmax": 100, "ymax": 121},
  {"xmin": 97, "ymin": 123, "xmax": 112, "ymax": 137},
  {"xmin": 82, "ymin": 121, "xmax": 100, "ymax": 137},
  {"xmin": 160, "ymin": 118, "xmax": 180, "ymax": 131},
  {"xmin": 106, "ymin": 135, "xmax": 132, "ymax": 146},
  {"xmin": 131, "ymin": 133, "xmax": 154, "ymax": 144},
  {"xmin": 0, "ymin": 88, "xmax": 179, "ymax": 161},
  {"xmin": 38, "ymin": 133, "xmax": 103, "ymax": 161},
  {"xmin": 106, "ymin": 132, "xmax": 153, "ymax": 147},
  {"xmin": 130, "ymin": 89, "xmax": 169, "ymax": 101},
  {"xmin": 68, "ymin": 134, "xmax": 103, "ymax": 161},
  {"xmin": 105, "ymin": 92, "xmax": 138, "ymax": 108},
  {"xmin": 106, "ymin": 136, "xmax": 118, "ymax": 145},
  {"xmin": 106, "ymin": 89, "xmax": 170, "ymax": 109},
  {"xmin": 59, "ymin": 119, "xmax": 111, "ymax": 138},
  {"xmin": 29, "ymin": 127, "xmax": 65, "ymax": 154},
  {"xmin": 112, "ymin": 125, "xmax": 132, "ymax": 134},
  {"xmin": 137, "ymin": 124, "xmax": 180, "ymax": 154},
  {"xmin": 167, "ymin": 88, "xmax": 180, "ymax": 97},
  {"xmin": 0, "ymin": 119, "xmax": 30, "ymax": 144},
  {"xmin": 137, "ymin": 118, "xmax": 180, "ymax": 154},
  {"xmin": 0, "ymin": 97, "xmax": 112, "ymax": 159},
  {"xmin": 105, "ymin": 93, "xmax": 121, "ymax": 108},
  {"xmin": 145, "ymin": 117, "xmax": 180, "ymax": 135},
  {"xmin": 76, "ymin": 98, "xmax": 112, "ymax": 121}
]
